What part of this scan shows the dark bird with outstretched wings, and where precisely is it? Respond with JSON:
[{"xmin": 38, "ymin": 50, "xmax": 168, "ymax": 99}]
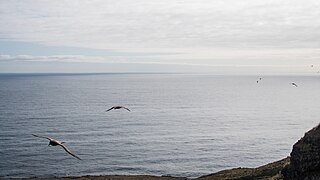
[
  {"xmin": 292, "ymin": 82, "xmax": 298, "ymax": 87},
  {"xmin": 106, "ymin": 106, "xmax": 130, "ymax": 112},
  {"xmin": 32, "ymin": 134, "xmax": 81, "ymax": 160}
]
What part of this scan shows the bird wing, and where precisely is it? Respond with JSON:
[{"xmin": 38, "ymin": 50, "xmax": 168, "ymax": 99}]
[
  {"xmin": 123, "ymin": 107, "xmax": 131, "ymax": 111},
  {"xmin": 59, "ymin": 144, "xmax": 81, "ymax": 160},
  {"xmin": 106, "ymin": 107, "xmax": 114, "ymax": 112},
  {"xmin": 32, "ymin": 134, "xmax": 53, "ymax": 141}
]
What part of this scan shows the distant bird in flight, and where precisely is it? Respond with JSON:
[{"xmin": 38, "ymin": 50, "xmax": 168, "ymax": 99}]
[
  {"xmin": 256, "ymin": 77, "xmax": 262, "ymax": 83},
  {"xmin": 32, "ymin": 134, "xmax": 81, "ymax": 160},
  {"xmin": 106, "ymin": 106, "xmax": 130, "ymax": 112},
  {"xmin": 292, "ymin": 82, "xmax": 298, "ymax": 87}
]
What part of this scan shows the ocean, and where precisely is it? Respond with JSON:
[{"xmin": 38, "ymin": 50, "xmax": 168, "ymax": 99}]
[{"xmin": 0, "ymin": 73, "xmax": 319, "ymax": 178}]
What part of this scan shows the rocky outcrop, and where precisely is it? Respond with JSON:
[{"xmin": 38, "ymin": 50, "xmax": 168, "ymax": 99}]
[
  {"xmin": 197, "ymin": 157, "xmax": 289, "ymax": 180},
  {"xmin": 282, "ymin": 124, "xmax": 320, "ymax": 180}
]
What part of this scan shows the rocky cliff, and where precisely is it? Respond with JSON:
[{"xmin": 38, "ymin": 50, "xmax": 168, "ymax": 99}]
[{"xmin": 282, "ymin": 124, "xmax": 320, "ymax": 180}]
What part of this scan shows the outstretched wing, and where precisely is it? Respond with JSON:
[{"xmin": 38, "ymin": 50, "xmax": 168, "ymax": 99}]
[
  {"xmin": 59, "ymin": 144, "xmax": 81, "ymax": 160},
  {"xmin": 32, "ymin": 134, "xmax": 52, "ymax": 141},
  {"xmin": 123, "ymin": 107, "xmax": 131, "ymax": 111},
  {"xmin": 105, "ymin": 107, "xmax": 114, "ymax": 112}
]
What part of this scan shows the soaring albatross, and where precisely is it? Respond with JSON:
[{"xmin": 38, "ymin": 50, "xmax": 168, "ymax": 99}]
[
  {"xmin": 32, "ymin": 134, "xmax": 81, "ymax": 160},
  {"xmin": 106, "ymin": 106, "xmax": 130, "ymax": 112}
]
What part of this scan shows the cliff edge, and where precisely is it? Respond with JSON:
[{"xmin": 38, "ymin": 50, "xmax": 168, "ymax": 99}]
[{"xmin": 282, "ymin": 124, "xmax": 320, "ymax": 180}]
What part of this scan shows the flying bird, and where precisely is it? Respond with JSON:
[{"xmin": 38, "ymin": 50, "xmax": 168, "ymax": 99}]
[
  {"xmin": 292, "ymin": 82, "xmax": 298, "ymax": 87},
  {"xmin": 106, "ymin": 106, "xmax": 130, "ymax": 112},
  {"xmin": 256, "ymin": 77, "xmax": 262, "ymax": 83},
  {"xmin": 32, "ymin": 134, "xmax": 81, "ymax": 160}
]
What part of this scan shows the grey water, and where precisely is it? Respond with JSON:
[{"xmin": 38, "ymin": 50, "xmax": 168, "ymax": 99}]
[{"xmin": 0, "ymin": 73, "xmax": 319, "ymax": 178}]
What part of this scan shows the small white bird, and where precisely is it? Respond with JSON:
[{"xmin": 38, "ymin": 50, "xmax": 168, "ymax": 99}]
[
  {"xmin": 106, "ymin": 106, "xmax": 131, "ymax": 112},
  {"xmin": 292, "ymin": 82, "xmax": 298, "ymax": 87},
  {"xmin": 32, "ymin": 134, "xmax": 81, "ymax": 160}
]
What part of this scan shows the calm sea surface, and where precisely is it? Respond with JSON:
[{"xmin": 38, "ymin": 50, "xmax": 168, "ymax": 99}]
[{"xmin": 0, "ymin": 74, "xmax": 319, "ymax": 178}]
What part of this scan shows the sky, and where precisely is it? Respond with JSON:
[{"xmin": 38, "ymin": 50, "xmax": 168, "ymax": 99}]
[{"xmin": 0, "ymin": 0, "xmax": 320, "ymax": 74}]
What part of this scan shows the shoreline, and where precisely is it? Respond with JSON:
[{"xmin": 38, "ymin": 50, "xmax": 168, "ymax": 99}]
[{"xmin": 1, "ymin": 157, "xmax": 289, "ymax": 180}]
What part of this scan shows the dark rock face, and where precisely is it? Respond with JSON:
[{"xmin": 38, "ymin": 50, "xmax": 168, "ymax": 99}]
[{"xmin": 283, "ymin": 124, "xmax": 320, "ymax": 180}]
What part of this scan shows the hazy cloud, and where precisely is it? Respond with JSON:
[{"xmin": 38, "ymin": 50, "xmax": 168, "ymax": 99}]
[
  {"xmin": 0, "ymin": 0, "xmax": 320, "ymax": 72},
  {"xmin": 1, "ymin": 0, "xmax": 320, "ymax": 50},
  {"xmin": 0, "ymin": 54, "xmax": 126, "ymax": 63}
]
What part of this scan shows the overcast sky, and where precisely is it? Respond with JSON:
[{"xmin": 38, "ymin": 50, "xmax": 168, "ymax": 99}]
[{"xmin": 0, "ymin": 0, "xmax": 320, "ymax": 74}]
